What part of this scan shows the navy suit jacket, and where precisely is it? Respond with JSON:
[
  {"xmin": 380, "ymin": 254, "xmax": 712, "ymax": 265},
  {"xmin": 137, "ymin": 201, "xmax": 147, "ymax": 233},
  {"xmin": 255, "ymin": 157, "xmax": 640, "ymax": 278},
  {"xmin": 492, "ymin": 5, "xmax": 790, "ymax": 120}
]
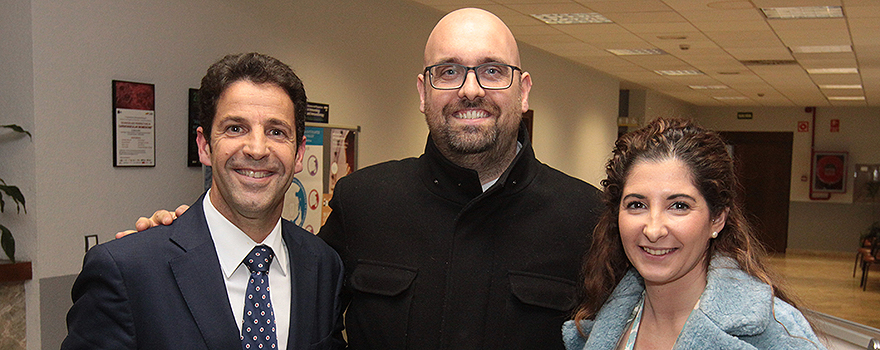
[{"xmin": 62, "ymin": 194, "xmax": 345, "ymax": 350}]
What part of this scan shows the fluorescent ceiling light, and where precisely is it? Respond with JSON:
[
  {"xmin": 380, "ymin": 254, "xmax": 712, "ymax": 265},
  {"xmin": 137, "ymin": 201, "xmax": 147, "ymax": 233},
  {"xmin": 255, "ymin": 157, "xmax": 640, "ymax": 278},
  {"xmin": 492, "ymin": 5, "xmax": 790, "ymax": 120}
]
[
  {"xmin": 689, "ymin": 85, "xmax": 729, "ymax": 90},
  {"xmin": 790, "ymin": 45, "xmax": 852, "ymax": 54},
  {"xmin": 807, "ymin": 68, "xmax": 858, "ymax": 74},
  {"xmin": 827, "ymin": 96, "xmax": 865, "ymax": 101},
  {"xmin": 531, "ymin": 13, "xmax": 612, "ymax": 24},
  {"xmin": 606, "ymin": 48, "xmax": 666, "ymax": 56},
  {"xmin": 654, "ymin": 70, "xmax": 704, "ymax": 76},
  {"xmin": 657, "ymin": 35, "xmax": 688, "ymax": 40},
  {"xmin": 713, "ymin": 96, "xmax": 748, "ymax": 100},
  {"xmin": 761, "ymin": 6, "xmax": 843, "ymax": 19},
  {"xmin": 820, "ymin": 84, "xmax": 862, "ymax": 89}
]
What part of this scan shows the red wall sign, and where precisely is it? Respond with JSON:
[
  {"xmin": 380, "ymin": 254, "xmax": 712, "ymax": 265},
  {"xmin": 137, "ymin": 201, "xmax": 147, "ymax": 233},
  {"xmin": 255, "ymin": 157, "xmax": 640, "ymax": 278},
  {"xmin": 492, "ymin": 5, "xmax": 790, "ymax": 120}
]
[{"xmin": 797, "ymin": 121, "xmax": 809, "ymax": 132}]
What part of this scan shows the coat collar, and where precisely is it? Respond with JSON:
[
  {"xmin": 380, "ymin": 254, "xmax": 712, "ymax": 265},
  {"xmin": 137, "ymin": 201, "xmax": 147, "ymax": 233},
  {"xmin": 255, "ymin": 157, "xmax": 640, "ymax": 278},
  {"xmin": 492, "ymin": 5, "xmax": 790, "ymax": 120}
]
[
  {"xmin": 168, "ymin": 195, "xmax": 242, "ymax": 350},
  {"xmin": 419, "ymin": 123, "xmax": 538, "ymax": 204},
  {"xmin": 571, "ymin": 256, "xmax": 773, "ymax": 350}
]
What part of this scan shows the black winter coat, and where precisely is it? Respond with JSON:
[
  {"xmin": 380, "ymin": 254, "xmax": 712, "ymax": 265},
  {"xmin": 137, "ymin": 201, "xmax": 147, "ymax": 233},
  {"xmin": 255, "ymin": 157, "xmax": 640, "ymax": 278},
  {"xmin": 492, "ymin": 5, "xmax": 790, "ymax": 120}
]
[{"xmin": 319, "ymin": 126, "xmax": 602, "ymax": 350}]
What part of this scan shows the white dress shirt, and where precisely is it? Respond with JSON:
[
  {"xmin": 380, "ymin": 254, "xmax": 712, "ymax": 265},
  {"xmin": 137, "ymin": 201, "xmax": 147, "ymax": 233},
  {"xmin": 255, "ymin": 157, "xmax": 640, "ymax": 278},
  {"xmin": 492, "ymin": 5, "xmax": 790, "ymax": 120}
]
[{"xmin": 203, "ymin": 190, "xmax": 291, "ymax": 350}]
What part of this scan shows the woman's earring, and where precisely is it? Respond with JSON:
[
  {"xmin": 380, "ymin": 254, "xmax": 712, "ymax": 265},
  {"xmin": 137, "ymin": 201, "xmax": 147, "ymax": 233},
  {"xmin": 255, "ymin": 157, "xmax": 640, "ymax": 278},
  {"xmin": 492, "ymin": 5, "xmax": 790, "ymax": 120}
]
[{"xmin": 711, "ymin": 231, "xmax": 718, "ymax": 239}]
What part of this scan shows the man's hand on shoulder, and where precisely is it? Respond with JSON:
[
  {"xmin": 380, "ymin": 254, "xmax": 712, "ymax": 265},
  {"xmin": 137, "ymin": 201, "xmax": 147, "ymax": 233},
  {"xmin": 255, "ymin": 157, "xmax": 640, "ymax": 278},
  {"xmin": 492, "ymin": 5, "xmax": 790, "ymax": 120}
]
[{"xmin": 115, "ymin": 204, "xmax": 190, "ymax": 239}]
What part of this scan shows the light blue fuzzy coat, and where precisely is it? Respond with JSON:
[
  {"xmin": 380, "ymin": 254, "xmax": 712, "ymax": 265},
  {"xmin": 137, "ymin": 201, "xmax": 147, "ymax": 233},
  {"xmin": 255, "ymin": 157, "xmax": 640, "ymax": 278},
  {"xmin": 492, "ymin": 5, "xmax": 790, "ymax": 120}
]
[{"xmin": 562, "ymin": 256, "xmax": 826, "ymax": 349}]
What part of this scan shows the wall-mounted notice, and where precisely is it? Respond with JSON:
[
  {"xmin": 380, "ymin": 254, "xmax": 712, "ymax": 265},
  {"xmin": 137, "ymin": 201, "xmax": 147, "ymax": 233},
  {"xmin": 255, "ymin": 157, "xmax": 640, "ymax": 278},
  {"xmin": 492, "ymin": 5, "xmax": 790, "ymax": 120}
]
[
  {"xmin": 112, "ymin": 80, "xmax": 156, "ymax": 167},
  {"xmin": 284, "ymin": 127, "xmax": 324, "ymax": 234},
  {"xmin": 187, "ymin": 88, "xmax": 201, "ymax": 167},
  {"xmin": 306, "ymin": 102, "xmax": 329, "ymax": 123}
]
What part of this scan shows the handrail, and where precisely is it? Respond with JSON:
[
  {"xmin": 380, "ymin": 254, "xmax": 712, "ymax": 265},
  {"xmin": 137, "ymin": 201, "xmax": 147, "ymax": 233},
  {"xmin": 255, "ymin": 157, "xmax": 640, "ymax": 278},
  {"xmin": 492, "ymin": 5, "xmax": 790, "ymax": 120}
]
[{"xmin": 803, "ymin": 310, "xmax": 880, "ymax": 348}]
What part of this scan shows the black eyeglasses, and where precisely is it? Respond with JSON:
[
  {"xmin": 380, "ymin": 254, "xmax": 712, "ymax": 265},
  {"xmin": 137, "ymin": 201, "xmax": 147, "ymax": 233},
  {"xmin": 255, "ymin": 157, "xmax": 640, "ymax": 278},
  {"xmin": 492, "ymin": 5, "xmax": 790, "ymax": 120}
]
[{"xmin": 424, "ymin": 63, "xmax": 522, "ymax": 90}]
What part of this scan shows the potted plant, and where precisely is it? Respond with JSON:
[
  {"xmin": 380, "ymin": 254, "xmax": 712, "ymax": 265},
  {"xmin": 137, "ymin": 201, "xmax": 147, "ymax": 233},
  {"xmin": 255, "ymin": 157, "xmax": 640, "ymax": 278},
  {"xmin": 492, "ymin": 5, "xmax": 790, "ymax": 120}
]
[{"xmin": 1, "ymin": 124, "xmax": 30, "ymax": 263}]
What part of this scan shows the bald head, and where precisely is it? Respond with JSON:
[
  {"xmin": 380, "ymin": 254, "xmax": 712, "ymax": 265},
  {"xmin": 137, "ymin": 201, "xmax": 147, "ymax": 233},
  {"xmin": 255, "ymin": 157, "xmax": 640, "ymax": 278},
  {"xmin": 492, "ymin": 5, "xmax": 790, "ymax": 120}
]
[{"xmin": 424, "ymin": 8, "xmax": 521, "ymax": 67}]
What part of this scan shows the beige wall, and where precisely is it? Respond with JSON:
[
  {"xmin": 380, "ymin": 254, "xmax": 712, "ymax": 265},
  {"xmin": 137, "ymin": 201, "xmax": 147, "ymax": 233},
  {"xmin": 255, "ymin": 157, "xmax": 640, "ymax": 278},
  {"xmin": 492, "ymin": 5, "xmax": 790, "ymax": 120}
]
[
  {"xmin": 693, "ymin": 106, "xmax": 880, "ymax": 252},
  {"xmin": 4, "ymin": 0, "xmax": 620, "ymax": 348}
]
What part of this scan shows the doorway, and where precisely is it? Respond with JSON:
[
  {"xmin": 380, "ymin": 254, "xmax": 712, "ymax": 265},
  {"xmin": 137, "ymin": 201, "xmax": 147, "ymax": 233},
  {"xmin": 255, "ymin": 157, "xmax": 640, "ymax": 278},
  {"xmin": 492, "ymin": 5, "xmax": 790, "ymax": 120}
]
[{"xmin": 720, "ymin": 132, "xmax": 793, "ymax": 253}]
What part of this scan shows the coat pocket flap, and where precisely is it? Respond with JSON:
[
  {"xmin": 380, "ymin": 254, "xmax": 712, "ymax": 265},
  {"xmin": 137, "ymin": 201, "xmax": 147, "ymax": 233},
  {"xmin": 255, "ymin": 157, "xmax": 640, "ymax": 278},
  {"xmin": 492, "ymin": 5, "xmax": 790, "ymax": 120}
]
[
  {"xmin": 509, "ymin": 270, "xmax": 577, "ymax": 311},
  {"xmin": 350, "ymin": 260, "xmax": 418, "ymax": 297}
]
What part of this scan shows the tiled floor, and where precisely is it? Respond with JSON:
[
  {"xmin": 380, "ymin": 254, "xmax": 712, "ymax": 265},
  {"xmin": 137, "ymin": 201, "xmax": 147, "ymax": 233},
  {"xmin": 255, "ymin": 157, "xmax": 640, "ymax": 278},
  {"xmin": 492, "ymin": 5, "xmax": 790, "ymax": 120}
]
[{"xmin": 768, "ymin": 250, "xmax": 880, "ymax": 330}]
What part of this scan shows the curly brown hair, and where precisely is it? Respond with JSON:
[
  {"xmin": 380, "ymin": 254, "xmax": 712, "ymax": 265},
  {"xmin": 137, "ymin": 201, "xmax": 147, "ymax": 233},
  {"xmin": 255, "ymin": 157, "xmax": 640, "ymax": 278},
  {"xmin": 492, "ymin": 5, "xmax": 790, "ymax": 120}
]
[{"xmin": 572, "ymin": 117, "xmax": 798, "ymax": 329}]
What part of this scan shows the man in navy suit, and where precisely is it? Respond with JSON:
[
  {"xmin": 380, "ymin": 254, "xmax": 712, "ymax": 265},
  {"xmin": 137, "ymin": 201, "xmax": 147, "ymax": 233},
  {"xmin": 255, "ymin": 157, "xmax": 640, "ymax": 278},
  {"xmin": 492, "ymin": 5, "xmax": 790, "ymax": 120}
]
[{"xmin": 62, "ymin": 53, "xmax": 345, "ymax": 350}]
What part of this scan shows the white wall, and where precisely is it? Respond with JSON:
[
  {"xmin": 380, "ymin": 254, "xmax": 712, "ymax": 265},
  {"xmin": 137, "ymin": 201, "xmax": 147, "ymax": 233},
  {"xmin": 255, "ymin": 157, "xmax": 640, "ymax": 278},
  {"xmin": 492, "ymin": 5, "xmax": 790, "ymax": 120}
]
[
  {"xmin": 6, "ymin": 0, "xmax": 620, "ymax": 348},
  {"xmin": 693, "ymin": 106, "xmax": 880, "ymax": 203},
  {"xmin": 693, "ymin": 106, "xmax": 880, "ymax": 252},
  {"xmin": 523, "ymin": 47, "xmax": 619, "ymax": 186},
  {"xmin": 1, "ymin": 0, "xmax": 36, "ymax": 263},
  {"xmin": 1, "ymin": 0, "xmax": 38, "ymax": 347},
  {"xmin": 644, "ymin": 89, "xmax": 696, "ymax": 122}
]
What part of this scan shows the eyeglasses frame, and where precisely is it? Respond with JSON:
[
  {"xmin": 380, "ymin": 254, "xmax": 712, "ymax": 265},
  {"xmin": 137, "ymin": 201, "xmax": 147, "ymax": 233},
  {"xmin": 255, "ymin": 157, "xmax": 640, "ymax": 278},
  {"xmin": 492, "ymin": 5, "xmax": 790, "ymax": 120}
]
[{"xmin": 423, "ymin": 62, "xmax": 523, "ymax": 90}]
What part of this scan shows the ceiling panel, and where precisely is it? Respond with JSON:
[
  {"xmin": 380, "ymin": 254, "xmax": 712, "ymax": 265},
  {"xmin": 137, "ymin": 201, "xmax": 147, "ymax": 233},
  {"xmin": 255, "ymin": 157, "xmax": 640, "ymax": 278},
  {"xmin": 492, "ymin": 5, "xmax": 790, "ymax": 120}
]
[
  {"xmin": 407, "ymin": 0, "xmax": 880, "ymax": 106},
  {"xmin": 504, "ymin": 2, "xmax": 593, "ymax": 14},
  {"xmin": 574, "ymin": 0, "xmax": 673, "ymax": 13}
]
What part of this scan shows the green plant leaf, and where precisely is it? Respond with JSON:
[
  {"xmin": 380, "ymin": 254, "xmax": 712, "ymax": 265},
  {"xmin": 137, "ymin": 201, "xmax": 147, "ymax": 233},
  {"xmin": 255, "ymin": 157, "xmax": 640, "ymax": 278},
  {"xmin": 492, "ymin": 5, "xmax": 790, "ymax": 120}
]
[
  {"xmin": 1, "ymin": 124, "xmax": 32, "ymax": 139},
  {"xmin": 0, "ymin": 185, "xmax": 25, "ymax": 213},
  {"xmin": 1, "ymin": 224, "xmax": 15, "ymax": 262}
]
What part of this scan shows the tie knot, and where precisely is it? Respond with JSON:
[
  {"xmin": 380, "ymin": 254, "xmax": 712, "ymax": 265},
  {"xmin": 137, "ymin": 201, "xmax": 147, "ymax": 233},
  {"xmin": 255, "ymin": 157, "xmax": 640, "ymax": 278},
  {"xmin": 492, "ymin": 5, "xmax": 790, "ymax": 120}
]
[{"xmin": 244, "ymin": 245, "xmax": 274, "ymax": 273}]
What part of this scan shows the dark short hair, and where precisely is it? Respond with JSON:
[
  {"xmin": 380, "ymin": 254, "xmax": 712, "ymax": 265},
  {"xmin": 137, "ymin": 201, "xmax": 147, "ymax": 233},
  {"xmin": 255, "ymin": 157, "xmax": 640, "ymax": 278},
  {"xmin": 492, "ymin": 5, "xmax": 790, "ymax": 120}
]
[{"xmin": 198, "ymin": 52, "xmax": 307, "ymax": 145}]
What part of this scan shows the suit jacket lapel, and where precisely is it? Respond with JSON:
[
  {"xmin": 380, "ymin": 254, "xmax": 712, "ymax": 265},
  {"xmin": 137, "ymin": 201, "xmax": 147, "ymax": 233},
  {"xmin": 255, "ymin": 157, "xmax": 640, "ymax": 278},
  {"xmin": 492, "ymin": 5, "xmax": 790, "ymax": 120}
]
[
  {"xmin": 169, "ymin": 197, "xmax": 242, "ymax": 350},
  {"xmin": 282, "ymin": 225, "xmax": 319, "ymax": 350}
]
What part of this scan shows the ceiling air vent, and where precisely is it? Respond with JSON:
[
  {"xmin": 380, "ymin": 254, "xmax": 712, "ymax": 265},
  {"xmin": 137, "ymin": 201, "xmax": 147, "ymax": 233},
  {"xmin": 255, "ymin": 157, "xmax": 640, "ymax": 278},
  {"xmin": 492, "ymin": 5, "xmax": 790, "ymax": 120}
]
[{"xmin": 740, "ymin": 60, "xmax": 798, "ymax": 66}]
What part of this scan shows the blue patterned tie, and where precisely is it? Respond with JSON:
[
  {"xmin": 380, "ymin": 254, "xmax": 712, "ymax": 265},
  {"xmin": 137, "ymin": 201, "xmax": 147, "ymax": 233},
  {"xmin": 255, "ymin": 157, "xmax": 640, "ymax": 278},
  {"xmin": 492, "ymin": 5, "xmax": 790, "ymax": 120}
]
[{"xmin": 241, "ymin": 245, "xmax": 278, "ymax": 350}]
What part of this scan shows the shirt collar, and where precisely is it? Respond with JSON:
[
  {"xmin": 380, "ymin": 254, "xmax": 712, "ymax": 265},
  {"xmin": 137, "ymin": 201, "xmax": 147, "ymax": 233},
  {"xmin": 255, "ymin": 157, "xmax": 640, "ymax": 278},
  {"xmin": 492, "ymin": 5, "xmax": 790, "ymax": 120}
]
[{"xmin": 203, "ymin": 189, "xmax": 288, "ymax": 279}]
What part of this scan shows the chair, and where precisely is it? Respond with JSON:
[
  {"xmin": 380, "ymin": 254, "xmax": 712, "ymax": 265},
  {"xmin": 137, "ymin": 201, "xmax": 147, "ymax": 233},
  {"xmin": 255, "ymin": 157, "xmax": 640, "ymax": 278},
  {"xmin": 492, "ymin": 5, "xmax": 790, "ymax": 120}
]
[
  {"xmin": 854, "ymin": 236, "xmax": 875, "ymax": 277},
  {"xmin": 859, "ymin": 237, "xmax": 880, "ymax": 290}
]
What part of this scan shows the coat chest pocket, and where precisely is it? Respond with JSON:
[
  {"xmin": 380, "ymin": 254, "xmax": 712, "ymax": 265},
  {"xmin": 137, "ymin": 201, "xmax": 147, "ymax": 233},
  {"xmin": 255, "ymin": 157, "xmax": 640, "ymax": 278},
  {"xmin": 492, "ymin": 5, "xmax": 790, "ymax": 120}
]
[
  {"xmin": 346, "ymin": 260, "xmax": 418, "ymax": 348},
  {"xmin": 349, "ymin": 260, "xmax": 417, "ymax": 296},
  {"xmin": 508, "ymin": 270, "xmax": 577, "ymax": 311},
  {"xmin": 503, "ymin": 271, "xmax": 578, "ymax": 348}
]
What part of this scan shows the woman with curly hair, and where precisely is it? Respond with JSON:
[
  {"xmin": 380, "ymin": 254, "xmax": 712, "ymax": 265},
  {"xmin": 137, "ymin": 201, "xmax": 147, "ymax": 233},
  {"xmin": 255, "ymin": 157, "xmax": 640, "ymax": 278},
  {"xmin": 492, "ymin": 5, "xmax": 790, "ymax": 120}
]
[{"xmin": 563, "ymin": 118, "xmax": 825, "ymax": 349}]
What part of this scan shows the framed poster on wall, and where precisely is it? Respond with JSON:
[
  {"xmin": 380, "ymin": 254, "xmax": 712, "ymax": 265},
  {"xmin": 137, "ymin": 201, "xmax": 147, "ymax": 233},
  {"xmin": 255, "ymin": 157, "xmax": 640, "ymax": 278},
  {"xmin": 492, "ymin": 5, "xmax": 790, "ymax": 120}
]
[
  {"xmin": 813, "ymin": 151, "xmax": 848, "ymax": 193},
  {"xmin": 112, "ymin": 80, "xmax": 155, "ymax": 167}
]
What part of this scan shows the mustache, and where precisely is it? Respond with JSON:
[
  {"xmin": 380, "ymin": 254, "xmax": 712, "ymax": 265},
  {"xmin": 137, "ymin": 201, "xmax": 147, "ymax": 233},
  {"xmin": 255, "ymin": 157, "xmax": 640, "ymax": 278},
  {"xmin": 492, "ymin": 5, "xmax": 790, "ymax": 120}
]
[{"xmin": 442, "ymin": 97, "xmax": 500, "ymax": 115}]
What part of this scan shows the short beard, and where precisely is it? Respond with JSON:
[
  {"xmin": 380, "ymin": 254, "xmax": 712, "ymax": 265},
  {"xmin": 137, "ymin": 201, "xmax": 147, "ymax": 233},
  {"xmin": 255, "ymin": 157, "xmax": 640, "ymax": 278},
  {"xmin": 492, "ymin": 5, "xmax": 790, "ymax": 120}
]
[
  {"xmin": 441, "ymin": 124, "xmax": 498, "ymax": 154},
  {"xmin": 429, "ymin": 98, "xmax": 501, "ymax": 154}
]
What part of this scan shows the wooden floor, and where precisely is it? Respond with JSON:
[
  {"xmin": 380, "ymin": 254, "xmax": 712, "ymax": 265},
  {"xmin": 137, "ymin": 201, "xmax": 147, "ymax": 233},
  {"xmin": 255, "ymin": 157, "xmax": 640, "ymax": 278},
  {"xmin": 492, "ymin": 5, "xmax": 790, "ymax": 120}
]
[{"xmin": 768, "ymin": 250, "xmax": 880, "ymax": 330}]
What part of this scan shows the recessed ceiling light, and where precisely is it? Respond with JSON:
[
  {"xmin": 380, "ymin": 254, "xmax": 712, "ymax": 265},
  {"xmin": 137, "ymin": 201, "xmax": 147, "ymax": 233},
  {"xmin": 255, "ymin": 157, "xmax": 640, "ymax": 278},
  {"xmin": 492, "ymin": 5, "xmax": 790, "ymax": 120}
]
[
  {"xmin": 761, "ymin": 6, "xmax": 843, "ymax": 19},
  {"xmin": 689, "ymin": 85, "xmax": 729, "ymax": 90},
  {"xmin": 827, "ymin": 96, "xmax": 865, "ymax": 101},
  {"xmin": 807, "ymin": 68, "xmax": 859, "ymax": 74},
  {"xmin": 740, "ymin": 60, "xmax": 798, "ymax": 66},
  {"xmin": 713, "ymin": 96, "xmax": 748, "ymax": 100},
  {"xmin": 790, "ymin": 45, "xmax": 852, "ymax": 54},
  {"xmin": 530, "ymin": 13, "xmax": 613, "ymax": 24},
  {"xmin": 606, "ymin": 48, "xmax": 667, "ymax": 56},
  {"xmin": 654, "ymin": 70, "xmax": 704, "ymax": 76},
  {"xmin": 820, "ymin": 84, "xmax": 862, "ymax": 89}
]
